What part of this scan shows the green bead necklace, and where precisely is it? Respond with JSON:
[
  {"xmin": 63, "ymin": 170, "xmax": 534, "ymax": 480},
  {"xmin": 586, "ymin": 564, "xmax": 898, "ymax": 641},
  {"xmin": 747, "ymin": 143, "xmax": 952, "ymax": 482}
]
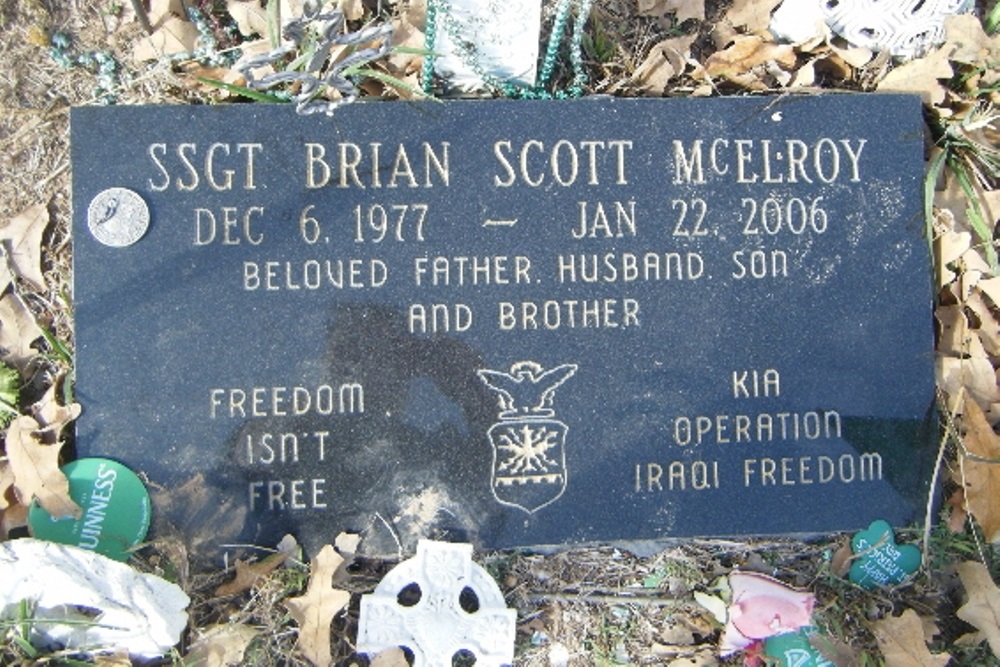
[{"xmin": 422, "ymin": 0, "xmax": 593, "ymax": 99}]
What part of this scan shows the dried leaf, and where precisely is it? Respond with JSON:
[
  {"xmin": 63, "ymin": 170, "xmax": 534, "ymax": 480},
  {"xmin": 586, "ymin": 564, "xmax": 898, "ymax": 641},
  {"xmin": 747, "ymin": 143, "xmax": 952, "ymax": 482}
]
[
  {"xmin": 633, "ymin": 35, "xmax": 697, "ymax": 94},
  {"xmin": 943, "ymin": 14, "xmax": 1000, "ymax": 66},
  {"xmin": 133, "ymin": 16, "xmax": 200, "ymax": 62},
  {"xmin": 227, "ymin": 0, "xmax": 304, "ymax": 37},
  {"xmin": 215, "ymin": 557, "xmax": 280, "ymax": 597},
  {"xmin": 960, "ymin": 399, "xmax": 1000, "ymax": 542},
  {"xmin": 810, "ymin": 633, "xmax": 861, "ymax": 667},
  {"xmin": 694, "ymin": 590, "xmax": 727, "ymax": 624},
  {"xmin": 5, "ymin": 414, "xmax": 81, "ymax": 519},
  {"xmin": 830, "ymin": 539, "xmax": 854, "ymax": 577},
  {"xmin": 937, "ymin": 305, "xmax": 987, "ymax": 359},
  {"xmin": 937, "ymin": 355, "xmax": 999, "ymax": 411},
  {"xmin": 388, "ymin": 0, "xmax": 425, "ymax": 74},
  {"xmin": 876, "ymin": 46, "xmax": 952, "ymax": 106},
  {"xmin": 0, "ymin": 292, "xmax": 44, "ymax": 371},
  {"xmin": 704, "ymin": 35, "xmax": 796, "ymax": 86},
  {"xmin": 947, "ymin": 488, "xmax": 970, "ymax": 532},
  {"xmin": 0, "ymin": 500, "xmax": 29, "ymax": 539},
  {"xmin": 978, "ymin": 277, "xmax": 1000, "ymax": 309},
  {"xmin": 956, "ymin": 560, "xmax": 1000, "ymax": 657},
  {"xmin": 636, "ymin": 0, "xmax": 704, "ymax": 22},
  {"xmin": 215, "ymin": 535, "xmax": 298, "ymax": 596},
  {"xmin": 286, "ymin": 543, "xmax": 352, "ymax": 667},
  {"xmin": 227, "ymin": 0, "xmax": 268, "ymax": 37},
  {"xmin": 0, "ymin": 203, "xmax": 49, "ymax": 291},
  {"xmin": 0, "ymin": 460, "xmax": 14, "ymax": 510},
  {"xmin": 873, "ymin": 609, "xmax": 950, "ymax": 667},
  {"xmin": 338, "ymin": 0, "xmax": 363, "ymax": 21},
  {"xmin": 938, "ymin": 178, "xmax": 1000, "ymax": 250},
  {"xmin": 0, "ymin": 256, "xmax": 13, "ymax": 296},
  {"xmin": 30, "ymin": 381, "xmax": 82, "ymax": 445},
  {"xmin": 724, "ymin": 0, "xmax": 782, "ymax": 34},
  {"xmin": 185, "ymin": 623, "xmax": 260, "ymax": 667}
]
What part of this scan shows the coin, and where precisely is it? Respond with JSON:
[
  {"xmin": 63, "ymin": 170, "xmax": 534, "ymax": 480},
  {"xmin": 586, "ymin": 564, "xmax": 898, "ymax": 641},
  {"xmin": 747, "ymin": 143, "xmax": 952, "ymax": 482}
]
[{"xmin": 87, "ymin": 187, "xmax": 150, "ymax": 247}]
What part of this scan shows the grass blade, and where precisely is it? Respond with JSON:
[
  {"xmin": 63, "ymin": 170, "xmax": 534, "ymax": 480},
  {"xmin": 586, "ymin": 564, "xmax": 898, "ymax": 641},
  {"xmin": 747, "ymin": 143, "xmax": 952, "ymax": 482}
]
[{"xmin": 195, "ymin": 77, "xmax": 289, "ymax": 103}]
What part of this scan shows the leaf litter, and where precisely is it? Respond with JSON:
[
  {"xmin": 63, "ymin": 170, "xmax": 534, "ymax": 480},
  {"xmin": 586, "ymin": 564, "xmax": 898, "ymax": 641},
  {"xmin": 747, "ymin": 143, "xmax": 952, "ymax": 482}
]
[{"xmin": 2, "ymin": 0, "xmax": 1000, "ymax": 664}]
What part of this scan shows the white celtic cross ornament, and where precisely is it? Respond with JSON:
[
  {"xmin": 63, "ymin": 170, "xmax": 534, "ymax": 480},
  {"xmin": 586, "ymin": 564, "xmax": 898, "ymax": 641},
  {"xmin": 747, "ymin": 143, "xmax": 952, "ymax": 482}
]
[{"xmin": 357, "ymin": 540, "xmax": 516, "ymax": 666}]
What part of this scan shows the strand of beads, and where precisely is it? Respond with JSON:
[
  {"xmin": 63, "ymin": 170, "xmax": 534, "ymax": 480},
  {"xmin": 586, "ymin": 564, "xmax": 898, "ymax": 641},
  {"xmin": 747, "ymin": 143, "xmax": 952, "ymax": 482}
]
[{"xmin": 421, "ymin": 0, "xmax": 440, "ymax": 95}]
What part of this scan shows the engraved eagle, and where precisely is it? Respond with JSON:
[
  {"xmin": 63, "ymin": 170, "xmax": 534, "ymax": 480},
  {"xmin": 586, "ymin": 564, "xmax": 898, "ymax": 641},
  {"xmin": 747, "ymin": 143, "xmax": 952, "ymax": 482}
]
[{"xmin": 477, "ymin": 361, "xmax": 578, "ymax": 418}]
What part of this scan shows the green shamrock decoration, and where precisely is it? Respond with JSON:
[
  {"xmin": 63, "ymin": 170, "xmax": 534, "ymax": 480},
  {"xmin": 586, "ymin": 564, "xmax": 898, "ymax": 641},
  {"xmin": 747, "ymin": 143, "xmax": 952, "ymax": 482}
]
[{"xmin": 849, "ymin": 519, "xmax": 921, "ymax": 589}]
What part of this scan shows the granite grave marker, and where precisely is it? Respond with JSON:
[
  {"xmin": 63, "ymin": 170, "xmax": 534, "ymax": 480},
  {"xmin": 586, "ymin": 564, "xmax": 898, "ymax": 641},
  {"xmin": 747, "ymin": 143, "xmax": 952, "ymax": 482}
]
[{"xmin": 71, "ymin": 97, "xmax": 936, "ymax": 556}]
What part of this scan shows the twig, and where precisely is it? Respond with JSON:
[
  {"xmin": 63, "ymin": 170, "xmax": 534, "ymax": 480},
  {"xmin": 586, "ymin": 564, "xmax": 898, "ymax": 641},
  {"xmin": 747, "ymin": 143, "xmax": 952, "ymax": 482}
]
[
  {"xmin": 922, "ymin": 388, "xmax": 955, "ymax": 573},
  {"xmin": 526, "ymin": 591, "xmax": 687, "ymax": 606}
]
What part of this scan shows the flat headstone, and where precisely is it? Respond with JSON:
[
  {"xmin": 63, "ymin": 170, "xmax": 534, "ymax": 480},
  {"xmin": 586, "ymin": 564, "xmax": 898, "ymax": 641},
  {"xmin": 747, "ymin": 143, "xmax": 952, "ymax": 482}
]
[{"xmin": 71, "ymin": 97, "xmax": 936, "ymax": 557}]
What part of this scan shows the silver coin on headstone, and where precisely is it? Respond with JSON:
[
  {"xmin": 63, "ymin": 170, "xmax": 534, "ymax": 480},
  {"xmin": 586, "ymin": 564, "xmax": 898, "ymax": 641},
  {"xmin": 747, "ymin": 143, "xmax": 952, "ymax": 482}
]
[{"xmin": 87, "ymin": 187, "xmax": 150, "ymax": 247}]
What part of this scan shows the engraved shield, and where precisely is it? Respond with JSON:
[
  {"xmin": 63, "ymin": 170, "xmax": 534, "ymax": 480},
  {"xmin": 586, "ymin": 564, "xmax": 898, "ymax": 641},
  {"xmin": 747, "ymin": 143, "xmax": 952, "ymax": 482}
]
[{"xmin": 487, "ymin": 418, "xmax": 568, "ymax": 513}]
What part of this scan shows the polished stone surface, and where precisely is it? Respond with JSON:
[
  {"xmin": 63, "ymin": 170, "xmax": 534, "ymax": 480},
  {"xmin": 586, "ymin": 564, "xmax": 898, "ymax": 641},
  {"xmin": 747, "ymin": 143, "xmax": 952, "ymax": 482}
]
[{"xmin": 72, "ymin": 97, "xmax": 935, "ymax": 556}]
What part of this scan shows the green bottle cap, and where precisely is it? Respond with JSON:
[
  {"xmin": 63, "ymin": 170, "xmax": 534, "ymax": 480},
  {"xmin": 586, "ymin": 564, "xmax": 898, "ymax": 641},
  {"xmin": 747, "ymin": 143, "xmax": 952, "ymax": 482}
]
[{"xmin": 28, "ymin": 457, "xmax": 151, "ymax": 561}]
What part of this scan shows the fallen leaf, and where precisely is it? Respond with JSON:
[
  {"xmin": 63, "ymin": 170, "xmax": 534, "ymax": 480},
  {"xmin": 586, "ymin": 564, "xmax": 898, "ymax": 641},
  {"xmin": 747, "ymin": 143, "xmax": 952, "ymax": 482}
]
[
  {"xmin": 876, "ymin": 45, "xmax": 953, "ymax": 106},
  {"xmin": 873, "ymin": 609, "xmax": 950, "ymax": 667},
  {"xmin": 946, "ymin": 488, "xmax": 969, "ymax": 532},
  {"xmin": 724, "ymin": 0, "xmax": 782, "ymax": 34},
  {"xmin": 0, "ymin": 256, "xmax": 13, "ymax": 296},
  {"xmin": 943, "ymin": 14, "xmax": 1000, "ymax": 65},
  {"xmin": 0, "ymin": 292, "xmax": 44, "ymax": 371},
  {"xmin": 960, "ymin": 398, "xmax": 1000, "ymax": 542},
  {"xmin": 937, "ymin": 355, "xmax": 999, "ymax": 412},
  {"xmin": 0, "ymin": 460, "xmax": 14, "ymax": 511},
  {"xmin": 286, "ymin": 543, "xmax": 352, "ymax": 667},
  {"xmin": 937, "ymin": 305, "xmax": 987, "ymax": 360},
  {"xmin": 704, "ymin": 35, "xmax": 796, "ymax": 87},
  {"xmin": 227, "ymin": 0, "xmax": 268, "ymax": 37},
  {"xmin": 338, "ymin": 0, "xmax": 363, "ymax": 21},
  {"xmin": 937, "ymin": 173, "xmax": 1000, "ymax": 246},
  {"xmin": 30, "ymin": 381, "xmax": 82, "ymax": 445},
  {"xmin": 636, "ymin": 0, "xmax": 704, "ymax": 23},
  {"xmin": 133, "ymin": 15, "xmax": 200, "ymax": 62},
  {"xmin": 830, "ymin": 539, "xmax": 854, "ymax": 577},
  {"xmin": 632, "ymin": 34, "xmax": 698, "ymax": 94},
  {"xmin": 388, "ymin": 0, "xmax": 425, "ymax": 74},
  {"xmin": 333, "ymin": 531, "xmax": 359, "ymax": 582},
  {"xmin": 215, "ymin": 534, "xmax": 298, "ymax": 596},
  {"xmin": 5, "ymin": 414, "xmax": 81, "ymax": 520},
  {"xmin": 0, "ymin": 500, "xmax": 29, "ymax": 539},
  {"xmin": 810, "ymin": 633, "xmax": 861, "ymax": 667},
  {"xmin": 184, "ymin": 623, "xmax": 260, "ymax": 667},
  {"xmin": 0, "ymin": 203, "xmax": 49, "ymax": 291},
  {"xmin": 956, "ymin": 560, "xmax": 1000, "ymax": 658},
  {"xmin": 694, "ymin": 590, "xmax": 727, "ymax": 624},
  {"xmin": 226, "ymin": 0, "xmax": 304, "ymax": 38}
]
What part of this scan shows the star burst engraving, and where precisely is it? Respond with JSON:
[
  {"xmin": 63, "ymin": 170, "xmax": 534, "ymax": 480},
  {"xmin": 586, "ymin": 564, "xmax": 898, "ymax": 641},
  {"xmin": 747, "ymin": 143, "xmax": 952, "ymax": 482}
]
[{"xmin": 496, "ymin": 424, "xmax": 560, "ymax": 475}]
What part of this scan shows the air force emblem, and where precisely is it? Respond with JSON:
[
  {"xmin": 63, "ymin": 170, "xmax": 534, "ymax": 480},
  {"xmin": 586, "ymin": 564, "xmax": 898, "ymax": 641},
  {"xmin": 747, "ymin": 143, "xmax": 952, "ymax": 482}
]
[{"xmin": 477, "ymin": 361, "xmax": 578, "ymax": 513}]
